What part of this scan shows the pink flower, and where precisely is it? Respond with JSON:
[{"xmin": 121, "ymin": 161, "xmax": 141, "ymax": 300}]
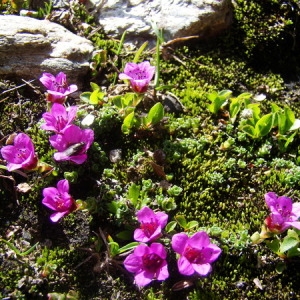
[
  {"xmin": 42, "ymin": 179, "xmax": 77, "ymax": 222},
  {"xmin": 0, "ymin": 133, "xmax": 38, "ymax": 171},
  {"xmin": 49, "ymin": 125, "xmax": 94, "ymax": 164},
  {"xmin": 123, "ymin": 243, "xmax": 169, "ymax": 287},
  {"xmin": 119, "ymin": 61, "xmax": 155, "ymax": 93},
  {"xmin": 41, "ymin": 103, "xmax": 77, "ymax": 133},
  {"xmin": 134, "ymin": 206, "xmax": 168, "ymax": 243},
  {"xmin": 40, "ymin": 72, "xmax": 78, "ymax": 103},
  {"xmin": 264, "ymin": 192, "xmax": 300, "ymax": 233},
  {"xmin": 172, "ymin": 231, "xmax": 222, "ymax": 276}
]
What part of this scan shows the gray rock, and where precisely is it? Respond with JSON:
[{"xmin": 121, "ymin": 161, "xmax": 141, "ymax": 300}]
[
  {"xmin": 90, "ymin": 0, "xmax": 233, "ymax": 46},
  {"xmin": 0, "ymin": 15, "xmax": 94, "ymax": 87}
]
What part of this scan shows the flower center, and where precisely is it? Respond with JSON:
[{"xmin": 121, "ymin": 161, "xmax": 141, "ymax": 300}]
[
  {"xmin": 54, "ymin": 194, "xmax": 67, "ymax": 210},
  {"xmin": 140, "ymin": 220, "xmax": 157, "ymax": 237},
  {"xmin": 53, "ymin": 79, "xmax": 68, "ymax": 93},
  {"xmin": 129, "ymin": 70, "xmax": 147, "ymax": 80},
  {"xmin": 15, "ymin": 148, "xmax": 29, "ymax": 161},
  {"xmin": 142, "ymin": 253, "xmax": 163, "ymax": 272},
  {"xmin": 184, "ymin": 245, "xmax": 203, "ymax": 264}
]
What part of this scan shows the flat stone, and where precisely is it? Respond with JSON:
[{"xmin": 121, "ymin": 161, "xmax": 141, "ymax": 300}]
[
  {"xmin": 0, "ymin": 15, "xmax": 94, "ymax": 87},
  {"xmin": 90, "ymin": 0, "xmax": 233, "ymax": 46}
]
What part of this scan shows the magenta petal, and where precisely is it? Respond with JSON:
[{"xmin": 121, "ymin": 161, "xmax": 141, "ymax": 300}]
[
  {"xmin": 6, "ymin": 162, "xmax": 24, "ymax": 172},
  {"xmin": 134, "ymin": 270, "xmax": 153, "ymax": 287},
  {"xmin": 133, "ymin": 228, "xmax": 150, "ymax": 242},
  {"xmin": 68, "ymin": 154, "xmax": 88, "ymax": 164},
  {"xmin": 50, "ymin": 211, "xmax": 67, "ymax": 222},
  {"xmin": 155, "ymin": 211, "xmax": 168, "ymax": 227},
  {"xmin": 57, "ymin": 179, "xmax": 69, "ymax": 193},
  {"xmin": 276, "ymin": 196, "xmax": 293, "ymax": 212},
  {"xmin": 156, "ymin": 261, "xmax": 169, "ymax": 281},
  {"xmin": 177, "ymin": 256, "xmax": 194, "ymax": 276},
  {"xmin": 265, "ymin": 192, "xmax": 278, "ymax": 209},
  {"xmin": 119, "ymin": 73, "xmax": 131, "ymax": 80},
  {"xmin": 123, "ymin": 253, "xmax": 142, "ymax": 273},
  {"xmin": 188, "ymin": 231, "xmax": 210, "ymax": 250},
  {"xmin": 171, "ymin": 233, "xmax": 188, "ymax": 255},
  {"xmin": 42, "ymin": 196, "xmax": 59, "ymax": 211},
  {"xmin": 134, "ymin": 244, "xmax": 149, "ymax": 257},
  {"xmin": 40, "ymin": 73, "xmax": 56, "ymax": 89},
  {"xmin": 136, "ymin": 206, "xmax": 156, "ymax": 223},
  {"xmin": 149, "ymin": 243, "xmax": 167, "ymax": 259},
  {"xmin": 286, "ymin": 221, "xmax": 300, "ymax": 230},
  {"xmin": 192, "ymin": 263, "xmax": 212, "ymax": 276}
]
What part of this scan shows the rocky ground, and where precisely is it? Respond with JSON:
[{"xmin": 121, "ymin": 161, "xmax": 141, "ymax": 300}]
[{"xmin": 1, "ymin": 1, "xmax": 300, "ymax": 299}]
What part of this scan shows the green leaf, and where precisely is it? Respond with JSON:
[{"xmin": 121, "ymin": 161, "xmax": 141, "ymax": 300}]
[
  {"xmin": 175, "ymin": 215, "xmax": 187, "ymax": 229},
  {"xmin": 229, "ymin": 97, "xmax": 241, "ymax": 123},
  {"xmin": 80, "ymin": 91, "xmax": 92, "ymax": 103},
  {"xmin": 90, "ymin": 82, "xmax": 100, "ymax": 91},
  {"xmin": 118, "ymin": 242, "xmax": 139, "ymax": 254},
  {"xmin": 121, "ymin": 112, "xmax": 139, "ymax": 134},
  {"xmin": 287, "ymin": 229, "xmax": 299, "ymax": 239},
  {"xmin": 284, "ymin": 106, "xmax": 295, "ymax": 131},
  {"xmin": 186, "ymin": 220, "xmax": 199, "ymax": 230},
  {"xmin": 255, "ymin": 113, "xmax": 273, "ymax": 137},
  {"xmin": 246, "ymin": 103, "xmax": 261, "ymax": 122},
  {"xmin": 275, "ymin": 261, "xmax": 286, "ymax": 274},
  {"xmin": 207, "ymin": 90, "xmax": 231, "ymax": 114},
  {"xmin": 146, "ymin": 102, "xmax": 164, "ymax": 126},
  {"xmin": 280, "ymin": 237, "xmax": 299, "ymax": 253},
  {"xmin": 133, "ymin": 41, "xmax": 148, "ymax": 63},
  {"xmin": 127, "ymin": 183, "xmax": 140, "ymax": 206},
  {"xmin": 108, "ymin": 241, "xmax": 120, "ymax": 257},
  {"xmin": 218, "ymin": 89, "xmax": 232, "ymax": 99},
  {"xmin": 116, "ymin": 230, "xmax": 133, "ymax": 241},
  {"xmin": 89, "ymin": 90, "xmax": 105, "ymax": 105},
  {"xmin": 165, "ymin": 221, "xmax": 177, "ymax": 233},
  {"xmin": 237, "ymin": 92, "xmax": 252, "ymax": 101},
  {"xmin": 266, "ymin": 239, "xmax": 280, "ymax": 254},
  {"xmin": 112, "ymin": 95, "xmax": 123, "ymax": 109},
  {"xmin": 240, "ymin": 124, "xmax": 256, "ymax": 138}
]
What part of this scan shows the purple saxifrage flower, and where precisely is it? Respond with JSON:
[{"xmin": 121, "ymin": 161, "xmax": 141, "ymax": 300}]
[
  {"xmin": 119, "ymin": 61, "xmax": 155, "ymax": 94},
  {"xmin": 172, "ymin": 231, "xmax": 222, "ymax": 277},
  {"xmin": 41, "ymin": 103, "xmax": 77, "ymax": 133},
  {"xmin": 49, "ymin": 125, "xmax": 94, "ymax": 164},
  {"xmin": 42, "ymin": 179, "xmax": 77, "ymax": 222},
  {"xmin": 1, "ymin": 133, "xmax": 38, "ymax": 171},
  {"xmin": 264, "ymin": 192, "xmax": 300, "ymax": 233},
  {"xmin": 134, "ymin": 206, "xmax": 168, "ymax": 243},
  {"xmin": 40, "ymin": 72, "xmax": 78, "ymax": 103},
  {"xmin": 123, "ymin": 243, "xmax": 169, "ymax": 287}
]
